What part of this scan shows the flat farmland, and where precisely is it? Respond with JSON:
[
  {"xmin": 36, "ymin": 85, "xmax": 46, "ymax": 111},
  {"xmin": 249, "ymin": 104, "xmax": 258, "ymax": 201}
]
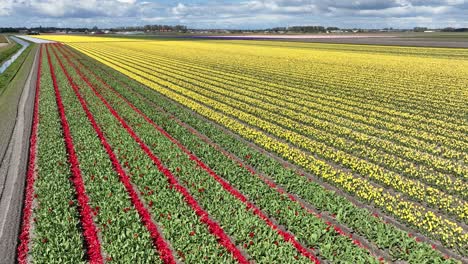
[
  {"xmin": 0, "ymin": 35, "xmax": 9, "ymax": 43},
  {"xmin": 18, "ymin": 36, "xmax": 467, "ymax": 263},
  {"xmin": 187, "ymin": 32, "xmax": 468, "ymax": 48}
]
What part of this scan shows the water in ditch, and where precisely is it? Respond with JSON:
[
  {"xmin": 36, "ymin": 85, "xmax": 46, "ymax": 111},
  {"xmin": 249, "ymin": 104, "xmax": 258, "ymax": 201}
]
[{"xmin": 0, "ymin": 36, "xmax": 30, "ymax": 74}]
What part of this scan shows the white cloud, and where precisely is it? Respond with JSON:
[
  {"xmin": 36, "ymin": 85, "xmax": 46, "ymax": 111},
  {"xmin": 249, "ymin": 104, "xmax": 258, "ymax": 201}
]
[
  {"xmin": 0, "ymin": 0, "xmax": 14, "ymax": 16},
  {"xmin": 172, "ymin": 3, "xmax": 188, "ymax": 16},
  {"xmin": 0, "ymin": 0, "xmax": 467, "ymax": 28},
  {"xmin": 357, "ymin": 5, "xmax": 453, "ymax": 17},
  {"xmin": 7, "ymin": 0, "xmax": 139, "ymax": 18}
]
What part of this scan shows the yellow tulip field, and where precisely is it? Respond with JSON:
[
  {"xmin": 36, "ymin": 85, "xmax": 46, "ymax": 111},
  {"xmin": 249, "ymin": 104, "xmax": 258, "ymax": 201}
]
[{"xmin": 25, "ymin": 35, "xmax": 467, "ymax": 263}]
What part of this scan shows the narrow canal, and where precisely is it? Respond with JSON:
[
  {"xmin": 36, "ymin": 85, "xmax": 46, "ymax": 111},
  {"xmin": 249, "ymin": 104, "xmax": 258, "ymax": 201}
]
[{"xmin": 0, "ymin": 36, "xmax": 30, "ymax": 74}]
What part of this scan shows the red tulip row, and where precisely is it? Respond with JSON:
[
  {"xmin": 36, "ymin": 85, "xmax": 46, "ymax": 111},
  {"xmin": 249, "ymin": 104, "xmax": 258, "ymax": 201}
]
[
  {"xmin": 55, "ymin": 45, "xmax": 251, "ymax": 264},
  {"xmin": 57, "ymin": 44, "xmax": 462, "ymax": 262},
  {"xmin": 57, "ymin": 43, "xmax": 325, "ymax": 263},
  {"xmin": 55, "ymin": 43, "xmax": 392, "ymax": 262},
  {"xmin": 47, "ymin": 44, "xmax": 104, "ymax": 263},
  {"xmin": 18, "ymin": 42, "xmax": 460, "ymax": 263},
  {"xmin": 51, "ymin": 45, "xmax": 177, "ymax": 264},
  {"xmin": 58, "ymin": 42, "xmax": 380, "ymax": 259},
  {"xmin": 17, "ymin": 45, "xmax": 42, "ymax": 264},
  {"xmin": 19, "ymin": 44, "xmax": 238, "ymax": 263}
]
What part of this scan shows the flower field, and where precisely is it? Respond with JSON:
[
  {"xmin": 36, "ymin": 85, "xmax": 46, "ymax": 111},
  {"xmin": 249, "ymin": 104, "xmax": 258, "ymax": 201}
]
[{"xmin": 18, "ymin": 36, "xmax": 467, "ymax": 263}]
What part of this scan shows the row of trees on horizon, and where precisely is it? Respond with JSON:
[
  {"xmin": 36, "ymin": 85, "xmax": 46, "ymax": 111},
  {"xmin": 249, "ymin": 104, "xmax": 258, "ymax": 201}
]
[{"xmin": 1, "ymin": 25, "xmax": 467, "ymax": 34}]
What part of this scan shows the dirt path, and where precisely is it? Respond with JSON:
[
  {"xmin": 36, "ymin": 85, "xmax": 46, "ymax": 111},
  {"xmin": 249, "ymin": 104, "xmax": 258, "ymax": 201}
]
[{"xmin": 0, "ymin": 46, "xmax": 39, "ymax": 263}]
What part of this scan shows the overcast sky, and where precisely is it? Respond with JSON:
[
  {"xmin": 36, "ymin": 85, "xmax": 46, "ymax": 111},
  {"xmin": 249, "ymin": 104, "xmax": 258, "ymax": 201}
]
[{"xmin": 1, "ymin": 0, "xmax": 467, "ymax": 29}]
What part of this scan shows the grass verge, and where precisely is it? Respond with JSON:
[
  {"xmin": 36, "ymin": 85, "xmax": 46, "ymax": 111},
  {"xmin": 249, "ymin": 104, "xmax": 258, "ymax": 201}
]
[{"xmin": 0, "ymin": 36, "xmax": 21, "ymax": 64}]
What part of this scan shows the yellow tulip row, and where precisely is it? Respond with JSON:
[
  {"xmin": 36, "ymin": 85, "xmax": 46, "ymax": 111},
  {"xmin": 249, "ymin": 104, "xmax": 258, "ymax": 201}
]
[
  {"xmin": 67, "ymin": 43, "xmax": 468, "ymax": 251},
  {"xmin": 95, "ymin": 45, "xmax": 468, "ymax": 180},
  {"xmin": 35, "ymin": 36, "xmax": 466, "ymax": 252},
  {"xmin": 42, "ymin": 37, "xmax": 468, "ymax": 146},
  {"xmin": 75, "ymin": 43, "xmax": 468, "ymax": 223},
  {"xmin": 45, "ymin": 36, "xmax": 468, "ymax": 124},
  {"xmin": 35, "ymin": 35, "xmax": 146, "ymax": 43},
  {"xmin": 113, "ymin": 42, "xmax": 468, "ymax": 153},
  {"xmin": 201, "ymin": 46, "xmax": 466, "ymax": 124},
  {"xmin": 80, "ymin": 45, "xmax": 467, "ymax": 207},
  {"xmin": 133, "ymin": 41, "xmax": 468, "ymax": 121},
  {"xmin": 205, "ymin": 39, "xmax": 468, "ymax": 62},
  {"xmin": 81, "ymin": 43, "xmax": 468, "ymax": 167},
  {"xmin": 217, "ymin": 61, "xmax": 468, "ymax": 137}
]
